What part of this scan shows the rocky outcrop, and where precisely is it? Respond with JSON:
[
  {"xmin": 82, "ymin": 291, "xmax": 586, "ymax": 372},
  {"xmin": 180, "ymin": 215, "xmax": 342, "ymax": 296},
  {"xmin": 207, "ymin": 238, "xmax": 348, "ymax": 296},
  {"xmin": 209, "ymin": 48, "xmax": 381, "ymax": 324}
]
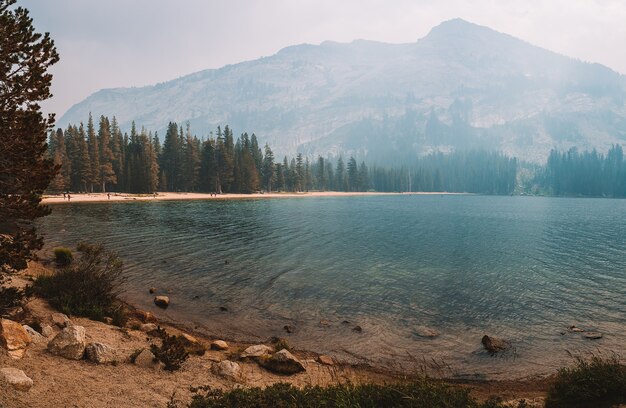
[
  {"xmin": 213, "ymin": 360, "xmax": 242, "ymax": 380},
  {"xmin": 258, "ymin": 349, "xmax": 305, "ymax": 375},
  {"xmin": 240, "ymin": 344, "xmax": 273, "ymax": 359},
  {"xmin": 48, "ymin": 325, "xmax": 86, "ymax": 360},
  {"xmin": 0, "ymin": 367, "xmax": 33, "ymax": 391},
  {"xmin": 23, "ymin": 325, "xmax": 46, "ymax": 344},
  {"xmin": 481, "ymin": 335, "xmax": 510, "ymax": 353},
  {"xmin": 40, "ymin": 324, "xmax": 54, "ymax": 338},
  {"xmin": 210, "ymin": 340, "xmax": 229, "ymax": 351},
  {"xmin": 0, "ymin": 318, "xmax": 31, "ymax": 359},
  {"xmin": 51, "ymin": 313, "xmax": 71, "ymax": 328},
  {"xmin": 85, "ymin": 342, "xmax": 116, "ymax": 364},
  {"xmin": 154, "ymin": 296, "xmax": 169, "ymax": 309}
]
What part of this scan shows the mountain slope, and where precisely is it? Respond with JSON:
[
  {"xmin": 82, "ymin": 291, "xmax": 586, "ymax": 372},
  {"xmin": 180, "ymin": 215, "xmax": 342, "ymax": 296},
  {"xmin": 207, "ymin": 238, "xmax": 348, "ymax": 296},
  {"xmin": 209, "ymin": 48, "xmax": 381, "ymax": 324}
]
[{"xmin": 58, "ymin": 18, "xmax": 626, "ymax": 162}]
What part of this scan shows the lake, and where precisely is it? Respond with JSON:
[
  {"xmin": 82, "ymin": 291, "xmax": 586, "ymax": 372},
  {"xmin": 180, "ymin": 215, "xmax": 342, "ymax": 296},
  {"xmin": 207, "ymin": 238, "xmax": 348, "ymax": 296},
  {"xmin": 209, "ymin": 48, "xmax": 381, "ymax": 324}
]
[{"xmin": 38, "ymin": 195, "xmax": 626, "ymax": 379}]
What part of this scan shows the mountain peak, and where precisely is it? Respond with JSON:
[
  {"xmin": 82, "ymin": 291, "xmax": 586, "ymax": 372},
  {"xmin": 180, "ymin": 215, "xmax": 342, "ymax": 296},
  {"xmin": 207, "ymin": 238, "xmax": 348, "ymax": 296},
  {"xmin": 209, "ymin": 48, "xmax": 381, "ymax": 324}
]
[{"xmin": 423, "ymin": 18, "xmax": 509, "ymax": 44}]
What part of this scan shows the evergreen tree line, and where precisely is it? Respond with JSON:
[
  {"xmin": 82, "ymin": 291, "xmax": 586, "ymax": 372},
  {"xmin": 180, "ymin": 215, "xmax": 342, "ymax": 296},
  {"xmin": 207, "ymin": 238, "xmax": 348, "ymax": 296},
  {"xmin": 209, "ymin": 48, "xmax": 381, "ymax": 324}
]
[
  {"xmin": 48, "ymin": 114, "xmax": 518, "ymax": 195},
  {"xmin": 535, "ymin": 145, "xmax": 626, "ymax": 197}
]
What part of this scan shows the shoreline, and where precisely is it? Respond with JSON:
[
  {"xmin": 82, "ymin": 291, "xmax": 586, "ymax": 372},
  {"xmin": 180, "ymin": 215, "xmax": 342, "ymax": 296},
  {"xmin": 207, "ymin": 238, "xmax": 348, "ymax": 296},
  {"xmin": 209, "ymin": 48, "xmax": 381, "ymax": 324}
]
[{"xmin": 42, "ymin": 191, "xmax": 469, "ymax": 204}]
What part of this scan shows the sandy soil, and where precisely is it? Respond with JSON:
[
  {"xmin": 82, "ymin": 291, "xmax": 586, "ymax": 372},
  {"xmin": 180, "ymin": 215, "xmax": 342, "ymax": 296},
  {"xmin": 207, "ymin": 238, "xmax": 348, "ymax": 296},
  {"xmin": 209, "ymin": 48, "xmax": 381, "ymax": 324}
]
[
  {"xmin": 0, "ymin": 263, "xmax": 548, "ymax": 408},
  {"xmin": 42, "ymin": 191, "xmax": 467, "ymax": 205}
]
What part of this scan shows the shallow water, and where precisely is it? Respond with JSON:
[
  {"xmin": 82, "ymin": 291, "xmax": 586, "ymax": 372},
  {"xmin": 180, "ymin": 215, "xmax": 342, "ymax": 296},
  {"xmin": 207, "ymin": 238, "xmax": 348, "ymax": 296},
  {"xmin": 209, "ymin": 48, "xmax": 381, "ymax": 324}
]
[{"xmin": 38, "ymin": 195, "xmax": 626, "ymax": 379}]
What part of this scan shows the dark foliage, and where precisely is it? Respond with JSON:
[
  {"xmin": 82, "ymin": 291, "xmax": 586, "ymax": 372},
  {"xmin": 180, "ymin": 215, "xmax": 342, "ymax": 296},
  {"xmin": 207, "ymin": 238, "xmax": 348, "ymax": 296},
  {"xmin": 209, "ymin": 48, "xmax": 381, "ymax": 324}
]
[
  {"xmin": 0, "ymin": 0, "xmax": 59, "ymax": 273},
  {"xmin": 0, "ymin": 286, "xmax": 25, "ymax": 315},
  {"xmin": 187, "ymin": 381, "xmax": 513, "ymax": 408},
  {"xmin": 53, "ymin": 247, "xmax": 73, "ymax": 266},
  {"xmin": 150, "ymin": 327, "xmax": 190, "ymax": 371},
  {"xmin": 32, "ymin": 242, "xmax": 125, "ymax": 321},
  {"xmin": 545, "ymin": 356, "xmax": 626, "ymax": 408}
]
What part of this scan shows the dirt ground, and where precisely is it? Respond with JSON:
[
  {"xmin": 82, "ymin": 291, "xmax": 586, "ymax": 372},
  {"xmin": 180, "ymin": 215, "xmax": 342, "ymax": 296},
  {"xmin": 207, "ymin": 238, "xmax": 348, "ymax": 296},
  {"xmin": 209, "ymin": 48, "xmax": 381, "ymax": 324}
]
[{"xmin": 0, "ymin": 263, "xmax": 549, "ymax": 408}]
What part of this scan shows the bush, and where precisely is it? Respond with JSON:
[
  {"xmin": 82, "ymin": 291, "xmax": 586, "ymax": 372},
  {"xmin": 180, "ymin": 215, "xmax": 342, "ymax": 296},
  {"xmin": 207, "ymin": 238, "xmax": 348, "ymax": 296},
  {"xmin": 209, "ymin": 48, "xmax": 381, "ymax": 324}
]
[
  {"xmin": 188, "ymin": 381, "xmax": 513, "ymax": 408},
  {"xmin": 150, "ymin": 327, "xmax": 189, "ymax": 371},
  {"xmin": 53, "ymin": 247, "xmax": 73, "ymax": 266},
  {"xmin": 32, "ymin": 242, "xmax": 125, "ymax": 321},
  {"xmin": 545, "ymin": 356, "xmax": 626, "ymax": 408},
  {"xmin": 0, "ymin": 286, "xmax": 25, "ymax": 314}
]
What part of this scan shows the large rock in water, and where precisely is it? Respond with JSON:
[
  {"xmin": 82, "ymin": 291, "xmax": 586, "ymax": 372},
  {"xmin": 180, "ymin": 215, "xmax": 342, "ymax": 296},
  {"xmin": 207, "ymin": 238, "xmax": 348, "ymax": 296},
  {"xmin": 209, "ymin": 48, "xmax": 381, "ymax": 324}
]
[
  {"xmin": 259, "ymin": 349, "xmax": 305, "ymax": 375},
  {"xmin": 481, "ymin": 335, "xmax": 510, "ymax": 353},
  {"xmin": 154, "ymin": 296, "xmax": 170, "ymax": 309},
  {"xmin": 0, "ymin": 318, "xmax": 31, "ymax": 359},
  {"xmin": 48, "ymin": 325, "xmax": 86, "ymax": 360},
  {"xmin": 85, "ymin": 342, "xmax": 116, "ymax": 364},
  {"xmin": 0, "ymin": 367, "xmax": 33, "ymax": 391},
  {"xmin": 213, "ymin": 360, "xmax": 242, "ymax": 380}
]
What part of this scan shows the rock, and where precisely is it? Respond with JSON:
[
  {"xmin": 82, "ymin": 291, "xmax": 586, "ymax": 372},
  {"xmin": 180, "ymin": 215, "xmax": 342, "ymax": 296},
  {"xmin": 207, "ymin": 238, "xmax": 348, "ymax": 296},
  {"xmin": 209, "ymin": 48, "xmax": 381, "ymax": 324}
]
[
  {"xmin": 213, "ymin": 360, "xmax": 242, "ymax": 380},
  {"xmin": 135, "ymin": 310, "xmax": 156, "ymax": 323},
  {"xmin": 40, "ymin": 324, "xmax": 54, "ymax": 338},
  {"xmin": 259, "ymin": 349, "xmax": 305, "ymax": 375},
  {"xmin": 283, "ymin": 325, "xmax": 294, "ymax": 334},
  {"xmin": 0, "ymin": 367, "xmax": 33, "ymax": 391},
  {"xmin": 133, "ymin": 348, "xmax": 158, "ymax": 368},
  {"xmin": 240, "ymin": 344, "xmax": 273, "ymax": 359},
  {"xmin": 103, "ymin": 317, "xmax": 113, "ymax": 325},
  {"xmin": 149, "ymin": 287, "xmax": 157, "ymax": 294},
  {"xmin": 211, "ymin": 340, "xmax": 229, "ymax": 351},
  {"xmin": 154, "ymin": 296, "xmax": 170, "ymax": 309},
  {"xmin": 22, "ymin": 325, "xmax": 46, "ymax": 344},
  {"xmin": 140, "ymin": 323, "xmax": 158, "ymax": 333},
  {"xmin": 341, "ymin": 320, "xmax": 351, "ymax": 325},
  {"xmin": 47, "ymin": 325, "xmax": 86, "ymax": 360},
  {"xmin": 51, "ymin": 312, "xmax": 71, "ymax": 328},
  {"xmin": 583, "ymin": 332, "xmax": 603, "ymax": 340},
  {"xmin": 318, "ymin": 355, "xmax": 334, "ymax": 365},
  {"xmin": 180, "ymin": 333, "xmax": 198, "ymax": 344},
  {"xmin": 568, "ymin": 325, "xmax": 585, "ymax": 333},
  {"xmin": 481, "ymin": 335, "xmax": 510, "ymax": 353},
  {"xmin": 415, "ymin": 326, "xmax": 439, "ymax": 338},
  {"xmin": 85, "ymin": 342, "xmax": 116, "ymax": 364},
  {"xmin": 319, "ymin": 319, "xmax": 330, "ymax": 327},
  {"xmin": 352, "ymin": 325, "xmax": 363, "ymax": 333},
  {"xmin": 0, "ymin": 318, "xmax": 31, "ymax": 359},
  {"xmin": 219, "ymin": 306, "xmax": 228, "ymax": 312}
]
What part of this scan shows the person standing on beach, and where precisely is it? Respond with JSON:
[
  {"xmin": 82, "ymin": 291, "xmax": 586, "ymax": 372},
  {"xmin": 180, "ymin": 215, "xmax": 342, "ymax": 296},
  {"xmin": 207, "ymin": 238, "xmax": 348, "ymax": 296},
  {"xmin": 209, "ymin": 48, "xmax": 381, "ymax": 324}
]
[
  {"xmin": 67, "ymin": 194, "xmax": 71, "ymax": 201},
  {"xmin": 107, "ymin": 193, "xmax": 110, "ymax": 200}
]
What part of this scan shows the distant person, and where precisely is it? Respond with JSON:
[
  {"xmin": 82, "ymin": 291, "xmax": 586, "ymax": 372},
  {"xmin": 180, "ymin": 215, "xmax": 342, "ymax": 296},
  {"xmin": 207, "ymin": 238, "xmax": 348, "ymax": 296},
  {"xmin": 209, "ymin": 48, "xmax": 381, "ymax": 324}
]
[
  {"xmin": 67, "ymin": 194, "xmax": 71, "ymax": 201},
  {"xmin": 153, "ymin": 192, "xmax": 157, "ymax": 199},
  {"xmin": 107, "ymin": 193, "xmax": 110, "ymax": 200},
  {"xmin": 63, "ymin": 192, "xmax": 66, "ymax": 200}
]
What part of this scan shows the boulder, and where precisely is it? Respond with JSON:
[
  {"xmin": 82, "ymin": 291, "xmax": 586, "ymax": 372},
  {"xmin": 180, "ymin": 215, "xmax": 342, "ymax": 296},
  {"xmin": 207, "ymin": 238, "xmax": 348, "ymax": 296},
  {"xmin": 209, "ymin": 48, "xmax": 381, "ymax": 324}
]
[
  {"xmin": 51, "ymin": 312, "xmax": 71, "ymax": 328},
  {"xmin": 154, "ymin": 296, "xmax": 170, "ymax": 309},
  {"xmin": 0, "ymin": 318, "xmax": 31, "ymax": 359},
  {"xmin": 240, "ymin": 344, "xmax": 273, "ymax": 359},
  {"xmin": 85, "ymin": 342, "xmax": 116, "ymax": 364},
  {"xmin": 583, "ymin": 332, "xmax": 603, "ymax": 340},
  {"xmin": 0, "ymin": 367, "xmax": 33, "ymax": 391},
  {"xmin": 133, "ymin": 348, "xmax": 158, "ymax": 368},
  {"xmin": 48, "ymin": 325, "xmax": 86, "ymax": 360},
  {"xmin": 213, "ymin": 360, "xmax": 242, "ymax": 380},
  {"xmin": 140, "ymin": 323, "xmax": 158, "ymax": 333},
  {"xmin": 415, "ymin": 326, "xmax": 439, "ymax": 338},
  {"xmin": 135, "ymin": 310, "xmax": 156, "ymax": 323},
  {"xmin": 481, "ymin": 335, "xmax": 510, "ymax": 353},
  {"xmin": 40, "ymin": 324, "xmax": 55, "ymax": 338},
  {"xmin": 22, "ymin": 325, "xmax": 46, "ymax": 344},
  {"xmin": 149, "ymin": 287, "xmax": 157, "ymax": 294},
  {"xmin": 259, "ymin": 349, "xmax": 305, "ymax": 375},
  {"xmin": 317, "ymin": 355, "xmax": 334, "ymax": 366},
  {"xmin": 211, "ymin": 340, "xmax": 229, "ymax": 351},
  {"xmin": 352, "ymin": 325, "xmax": 363, "ymax": 333},
  {"xmin": 568, "ymin": 325, "xmax": 585, "ymax": 333},
  {"xmin": 180, "ymin": 333, "xmax": 198, "ymax": 344}
]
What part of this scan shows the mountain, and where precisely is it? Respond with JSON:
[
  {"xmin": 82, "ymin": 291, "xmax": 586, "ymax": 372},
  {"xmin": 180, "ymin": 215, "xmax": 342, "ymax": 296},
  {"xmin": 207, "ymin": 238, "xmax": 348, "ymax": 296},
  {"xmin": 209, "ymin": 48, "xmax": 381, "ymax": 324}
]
[{"xmin": 58, "ymin": 18, "xmax": 626, "ymax": 163}]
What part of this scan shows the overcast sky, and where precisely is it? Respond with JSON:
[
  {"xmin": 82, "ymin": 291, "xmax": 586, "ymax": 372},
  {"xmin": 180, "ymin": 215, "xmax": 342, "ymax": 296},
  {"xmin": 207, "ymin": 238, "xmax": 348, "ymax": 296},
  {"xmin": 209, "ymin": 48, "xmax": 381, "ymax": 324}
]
[{"xmin": 20, "ymin": 0, "xmax": 626, "ymax": 118}]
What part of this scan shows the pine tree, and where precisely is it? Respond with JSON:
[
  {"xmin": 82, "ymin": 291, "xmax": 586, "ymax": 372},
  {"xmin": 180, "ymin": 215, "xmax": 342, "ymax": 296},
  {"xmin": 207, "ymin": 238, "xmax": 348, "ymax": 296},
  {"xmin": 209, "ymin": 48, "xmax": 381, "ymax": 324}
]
[
  {"xmin": 97, "ymin": 115, "xmax": 116, "ymax": 192},
  {"xmin": 86, "ymin": 113, "xmax": 100, "ymax": 192},
  {"xmin": 347, "ymin": 156, "xmax": 358, "ymax": 191},
  {"xmin": 161, "ymin": 122, "xmax": 181, "ymax": 191},
  {"xmin": 262, "ymin": 144, "xmax": 275, "ymax": 192},
  {"xmin": 0, "ymin": 0, "xmax": 59, "ymax": 271},
  {"xmin": 109, "ymin": 117, "xmax": 124, "ymax": 191},
  {"xmin": 48, "ymin": 128, "xmax": 70, "ymax": 192}
]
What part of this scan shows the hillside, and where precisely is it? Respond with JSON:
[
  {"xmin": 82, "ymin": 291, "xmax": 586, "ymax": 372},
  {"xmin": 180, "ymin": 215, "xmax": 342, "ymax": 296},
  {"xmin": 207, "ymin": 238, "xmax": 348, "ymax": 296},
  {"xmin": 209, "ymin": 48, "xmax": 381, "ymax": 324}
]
[{"xmin": 58, "ymin": 19, "xmax": 626, "ymax": 163}]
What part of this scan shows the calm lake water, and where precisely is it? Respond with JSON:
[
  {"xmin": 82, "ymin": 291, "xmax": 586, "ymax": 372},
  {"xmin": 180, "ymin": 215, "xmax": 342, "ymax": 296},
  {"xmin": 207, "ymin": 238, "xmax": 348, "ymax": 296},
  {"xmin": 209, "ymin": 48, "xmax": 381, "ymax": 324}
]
[{"xmin": 38, "ymin": 195, "xmax": 626, "ymax": 379}]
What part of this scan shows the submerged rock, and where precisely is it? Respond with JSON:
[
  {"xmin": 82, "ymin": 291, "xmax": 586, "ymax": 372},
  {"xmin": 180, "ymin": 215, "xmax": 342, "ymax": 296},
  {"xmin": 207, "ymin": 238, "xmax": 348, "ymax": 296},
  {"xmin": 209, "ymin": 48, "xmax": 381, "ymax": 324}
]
[
  {"xmin": 154, "ymin": 296, "xmax": 170, "ymax": 309},
  {"xmin": 0, "ymin": 318, "xmax": 31, "ymax": 359},
  {"xmin": 568, "ymin": 325, "xmax": 585, "ymax": 333},
  {"xmin": 213, "ymin": 360, "xmax": 242, "ymax": 380},
  {"xmin": 259, "ymin": 349, "xmax": 305, "ymax": 375},
  {"xmin": 352, "ymin": 325, "xmax": 363, "ymax": 333},
  {"xmin": 0, "ymin": 367, "xmax": 33, "ymax": 391},
  {"xmin": 48, "ymin": 325, "xmax": 86, "ymax": 360},
  {"xmin": 583, "ymin": 332, "xmax": 603, "ymax": 340},
  {"xmin": 149, "ymin": 287, "xmax": 157, "ymax": 294},
  {"xmin": 481, "ymin": 335, "xmax": 510, "ymax": 353}
]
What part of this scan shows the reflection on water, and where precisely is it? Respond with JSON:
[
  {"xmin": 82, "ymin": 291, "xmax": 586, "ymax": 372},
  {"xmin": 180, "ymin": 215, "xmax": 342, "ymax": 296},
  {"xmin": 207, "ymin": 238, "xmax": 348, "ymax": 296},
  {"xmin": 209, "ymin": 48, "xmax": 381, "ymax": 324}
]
[{"xmin": 39, "ymin": 195, "xmax": 626, "ymax": 379}]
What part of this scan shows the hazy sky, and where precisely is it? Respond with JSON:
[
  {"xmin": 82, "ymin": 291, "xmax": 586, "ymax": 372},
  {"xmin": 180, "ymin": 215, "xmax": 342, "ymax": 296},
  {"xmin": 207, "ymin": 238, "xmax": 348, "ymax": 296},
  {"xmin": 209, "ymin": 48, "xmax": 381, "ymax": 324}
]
[{"xmin": 20, "ymin": 0, "xmax": 626, "ymax": 118}]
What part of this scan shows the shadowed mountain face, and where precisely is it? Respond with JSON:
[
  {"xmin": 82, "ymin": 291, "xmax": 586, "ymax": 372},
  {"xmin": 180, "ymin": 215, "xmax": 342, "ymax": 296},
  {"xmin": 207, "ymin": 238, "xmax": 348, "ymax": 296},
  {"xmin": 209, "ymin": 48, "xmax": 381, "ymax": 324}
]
[{"xmin": 59, "ymin": 18, "xmax": 626, "ymax": 163}]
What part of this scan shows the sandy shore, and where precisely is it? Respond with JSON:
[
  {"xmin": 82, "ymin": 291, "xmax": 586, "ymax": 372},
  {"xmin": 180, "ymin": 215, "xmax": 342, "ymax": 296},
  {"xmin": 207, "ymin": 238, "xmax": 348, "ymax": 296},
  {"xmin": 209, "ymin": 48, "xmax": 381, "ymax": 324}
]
[{"xmin": 42, "ymin": 191, "xmax": 467, "ymax": 204}]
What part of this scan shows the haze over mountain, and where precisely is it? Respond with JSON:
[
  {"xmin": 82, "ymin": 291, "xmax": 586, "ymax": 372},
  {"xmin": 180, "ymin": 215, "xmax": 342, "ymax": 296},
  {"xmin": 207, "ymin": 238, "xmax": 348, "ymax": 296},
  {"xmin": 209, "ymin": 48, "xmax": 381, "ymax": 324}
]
[{"xmin": 58, "ymin": 18, "xmax": 626, "ymax": 163}]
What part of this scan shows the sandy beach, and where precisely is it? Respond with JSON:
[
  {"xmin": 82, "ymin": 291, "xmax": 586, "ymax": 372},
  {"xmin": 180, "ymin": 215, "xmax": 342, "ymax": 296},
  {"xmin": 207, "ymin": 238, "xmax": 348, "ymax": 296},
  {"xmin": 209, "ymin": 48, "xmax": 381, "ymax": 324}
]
[{"xmin": 42, "ymin": 191, "xmax": 467, "ymax": 204}]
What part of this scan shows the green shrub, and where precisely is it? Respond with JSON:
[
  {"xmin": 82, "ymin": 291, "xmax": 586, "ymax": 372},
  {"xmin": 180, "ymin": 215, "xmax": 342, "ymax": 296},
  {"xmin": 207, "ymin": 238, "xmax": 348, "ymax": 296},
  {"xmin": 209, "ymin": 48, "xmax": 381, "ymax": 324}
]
[
  {"xmin": 53, "ymin": 247, "xmax": 73, "ymax": 266},
  {"xmin": 188, "ymin": 381, "xmax": 513, "ymax": 408},
  {"xmin": 545, "ymin": 356, "xmax": 626, "ymax": 408},
  {"xmin": 33, "ymin": 242, "xmax": 125, "ymax": 321},
  {"xmin": 150, "ymin": 327, "xmax": 189, "ymax": 371}
]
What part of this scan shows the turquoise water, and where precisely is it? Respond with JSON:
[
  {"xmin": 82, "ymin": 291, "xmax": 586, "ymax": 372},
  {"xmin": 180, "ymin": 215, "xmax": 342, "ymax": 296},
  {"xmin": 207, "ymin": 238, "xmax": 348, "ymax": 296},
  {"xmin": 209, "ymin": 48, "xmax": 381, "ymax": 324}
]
[{"xmin": 38, "ymin": 195, "xmax": 626, "ymax": 379}]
